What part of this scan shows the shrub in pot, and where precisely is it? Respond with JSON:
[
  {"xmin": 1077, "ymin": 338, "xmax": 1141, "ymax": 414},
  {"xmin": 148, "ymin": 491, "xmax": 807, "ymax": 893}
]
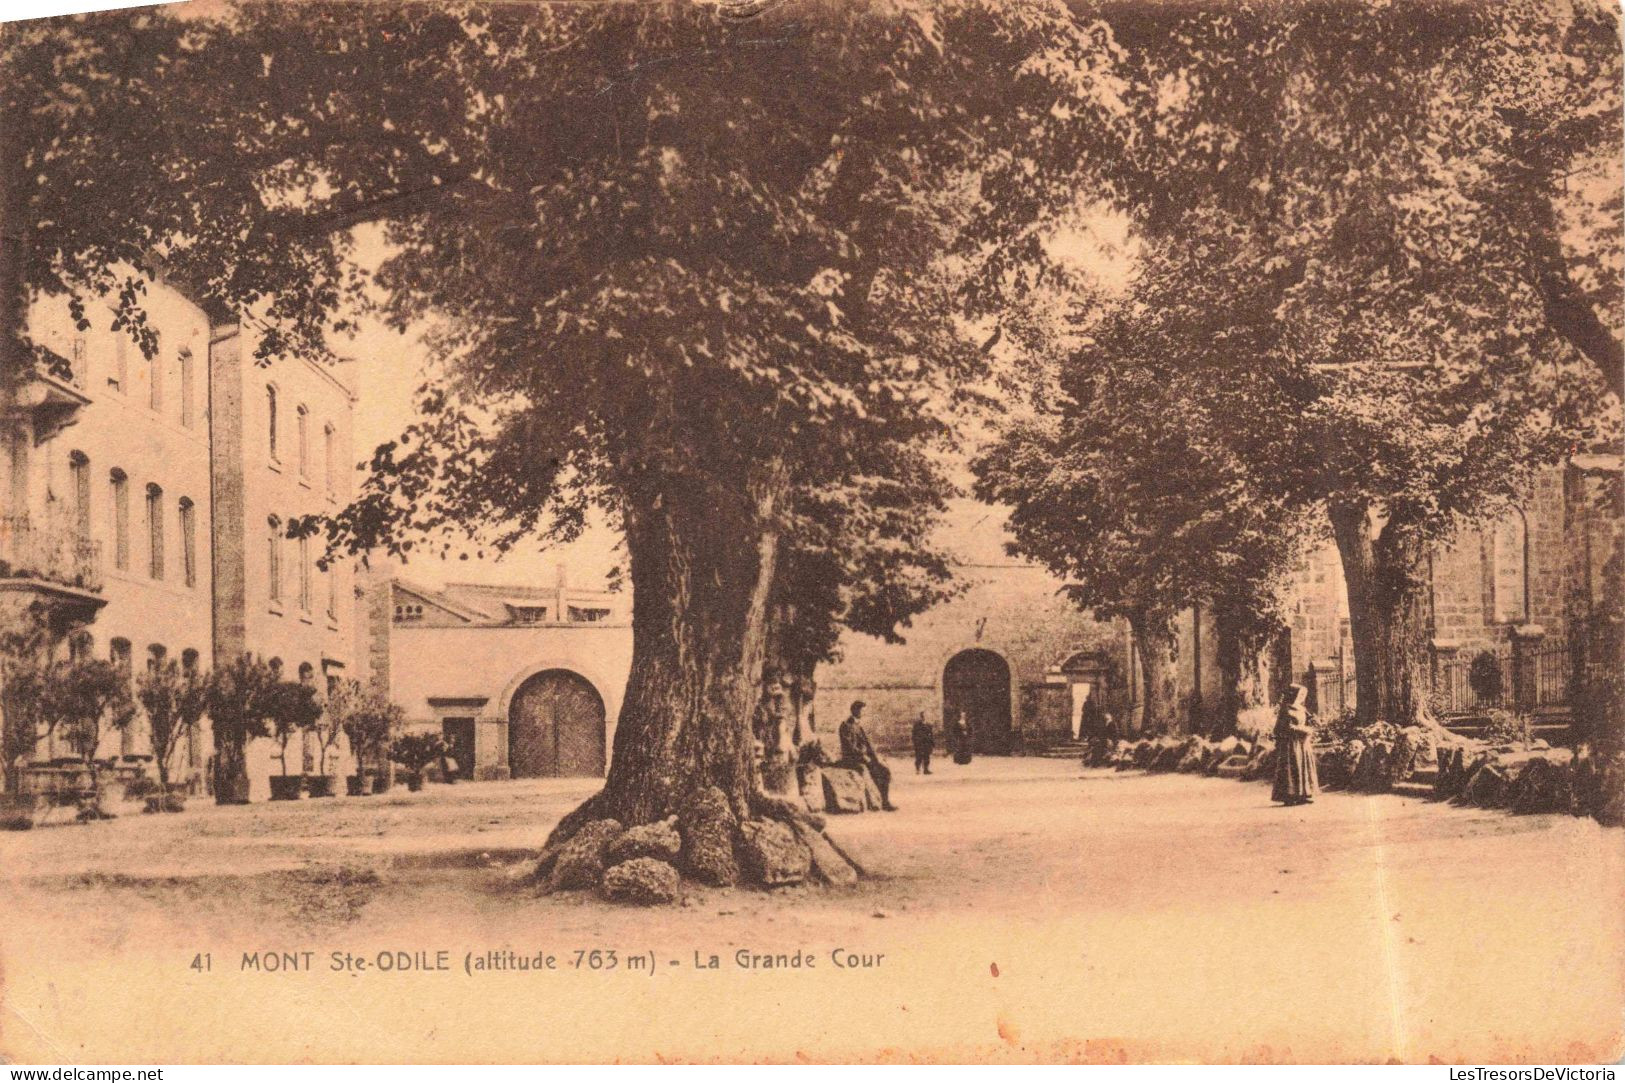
[
  {"xmin": 330, "ymin": 679, "xmax": 404, "ymax": 798},
  {"xmin": 136, "ymin": 660, "xmax": 207, "ymax": 814},
  {"xmin": 204, "ymin": 656, "xmax": 279, "ymax": 805},
  {"xmin": 263, "ymin": 681, "xmax": 323, "ymax": 801},
  {"xmin": 390, "ymin": 732, "xmax": 446, "ymax": 793}
]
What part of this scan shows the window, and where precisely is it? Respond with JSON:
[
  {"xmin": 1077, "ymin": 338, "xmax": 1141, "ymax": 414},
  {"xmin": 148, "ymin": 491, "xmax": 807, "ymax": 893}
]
[
  {"xmin": 110, "ymin": 638, "xmax": 132, "ymax": 756},
  {"xmin": 69, "ymin": 451, "xmax": 91, "ymax": 538},
  {"xmin": 513, "ymin": 606, "xmax": 547, "ymax": 623},
  {"xmin": 323, "ymin": 423, "xmax": 337, "ymax": 493},
  {"xmin": 267, "ymin": 516, "xmax": 283, "ymax": 604},
  {"xmin": 394, "ymin": 603, "xmax": 425, "ymax": 623},
  {"xmin": 146, "ymin": 483, "xmax": 164, "ymax": 580},
  {"xmin": 569, "ymin": 606, "xmax": 612, "ymax": 623},
  {"xmin": 149, "ymin": 347, "xmax": 163, "ymax": 412},
  {"xmin": 266, "ymin": 385, "xmax": 279, "ymax": 461},
  {"xmin": 268, "ymin": 656, "xmax": 283, "ymax": 679},
  {"xmin": 146, "ymin": 644, "xmax": 167, "ymax": 674},
  {"xmin": 1489, "ymin": 511, "xmax": 1530, "ymax": 624},
  {"xmin": 181, "ymin": 649, "xmax": 200, "ymax": 767},
  {"xmin": 110, "ymin": 334, "xmax": 126, "ymax": 391},
  {"xmin": 109, "ymin": 469, "xmax": 129, "ymax": 571},
  {"xmin": 296, "ymin": 405, "xmax": 310, "ymax": 478},
  {"xmin": 180, "ymin": 648, "xmax": 198, "ymax": 674},
  {"xmin": 67, "ymin": 630, "xmax": 93, "ymax": 663},
  {"xmin": 298, "ymin": 533, "xmax": 312, "ymax": 611},
  {"xmin": 178, "ymin": 498, "xmax": 196, "ymax": 587},
  {"xmin": 297, "ymin": 662, "xmax": 315, "ymax": 685},
  {"xmin": 326, "ymin": 563, "xmax": 338, "ymax": 620},
  {"xmin": 179, "ymin": 349, "xmax": 194, "ymax": 428}
]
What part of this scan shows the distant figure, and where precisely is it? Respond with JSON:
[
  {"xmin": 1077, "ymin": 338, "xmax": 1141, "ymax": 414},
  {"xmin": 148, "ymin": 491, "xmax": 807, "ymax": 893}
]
[
  {"xmin": 911, "ymin": 714, "xmax": 935, "ymax": 775},
  {"xmin": 839, "ymin": 700, "xmax": 897, "ymax": 811},
  {"xmin": 1272, "ymin": 684, "xmax": 1318, "ymax": 806},
  {"xmin": 1089, "ymin": 707, "xmax": 1118, "ymax": 762},
  {"xmin": 951, "ymin": 710, "xmax": 973, "ymax": 765}
]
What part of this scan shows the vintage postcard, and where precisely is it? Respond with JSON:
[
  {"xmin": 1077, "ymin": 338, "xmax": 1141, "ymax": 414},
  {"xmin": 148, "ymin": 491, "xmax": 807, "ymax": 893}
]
[{"xmin": 1, "ymin": 0, "xmax": 1622, "ymax": 1066}]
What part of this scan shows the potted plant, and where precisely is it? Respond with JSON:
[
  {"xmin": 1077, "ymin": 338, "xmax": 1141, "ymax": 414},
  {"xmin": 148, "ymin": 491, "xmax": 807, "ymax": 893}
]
[
  {"xmin": 56, "ymin": 658, "xmax": 137, "ymax": 821},
  {"xmin": 306, "ymin": 686, "xmax": 347, "ymax": 798},
  {"xmin": 1, "ymin": 611, "xmax": 57, "ymax": 829},
  {"xmin": 330, "ymin": 680, "xmax": 403, "ymax": 796},
  {"xmin": 389, "ymin": 732, "xmax": 446, "ymax": 793},
  {"xmin": 204, "ymin": 655, "xmax": 277, "ymax": 804},
  {"xmin": 136, "ymin": 660, "xmax": 207, "ymax": 813},
  {"xmin": 264, "ymin": 680, "xmax": 322, "ymax": 800}
]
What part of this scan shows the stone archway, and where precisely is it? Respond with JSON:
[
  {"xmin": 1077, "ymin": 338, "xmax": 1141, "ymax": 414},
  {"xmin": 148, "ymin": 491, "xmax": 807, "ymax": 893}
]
[
  {"xmin": 508, "ymin": 669, "xmax": 606, "ymax": 778},
  {"xmin": 942, "ymin": 648, "xmax": 1013, "ymax": 754}
]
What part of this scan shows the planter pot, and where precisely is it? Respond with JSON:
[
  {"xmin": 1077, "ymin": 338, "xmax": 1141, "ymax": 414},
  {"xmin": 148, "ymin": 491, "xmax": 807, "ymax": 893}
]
[
  {"xmin": 405, "ymin": 772, "xmax": 423, "ymax": 792},
  {"xmin": 371, "ymin": 772, "xmax": 392, "ymax": 794},
  {"xmin": 143, "ymin": 793, "xmax": 187, "ymax": 814},
  {"xmin": 306, "ymin": 775, "xmax": 336, "ymax": 798},
  {"xmin": 269, "ymin": 775, "xmax": 305, "ymax": 801},
  {"xmin": 345, "ymin": 774, "xmax": 370, "ymax": 797}
]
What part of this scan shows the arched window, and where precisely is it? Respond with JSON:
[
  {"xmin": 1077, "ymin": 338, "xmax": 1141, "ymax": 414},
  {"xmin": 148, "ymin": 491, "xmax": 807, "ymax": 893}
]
[
  {"xmin": 69, "ymin": 451, "xmax": 90, "ymax": 537},
  {"xmin": 297, "ymin": 661, "xmax": 315, "ymax": 686},
  {"xmin": 110, "ymin": 333, "xmax": 127, "ymax": 392},
  {"xmin": 266, "ymin": 384, "xmax": 279, "ymax": 461},
  {"xmin": 68, "ymin": 630, "xmax": 93, "ymax": 663},
  {"xmin": 178, "ymin": 498, "xmax": 196, "ymax": 587},
  {"xmin": 109, "ymin": 469, "xmax": 129, "ymax": 571},
  {"xmin": 326, "ymin": 563, "xmax": 339, "ymax": 620},
  {"xmin": 298, "ymin": 533, "xmax": 312, "ymax": 611},
  {"xmin": 296, "ymin": 404, "xmax": 310, "ymax": 478},
  {"xmin": 179, "ymin": 348, "xmax": 195, "ymax": 429},
  {"xmin": 149, "ymin": 346, "xmax": 163, "ymax": 412},
  {"xmin": 180, "ymin": 648, "xmax": 199, "ymax": 674},
  {"xmin": 323, "ymin": 423, "xmax": 337, "ymax": 494},
  {"xmin": 267, "ymin": 515, "xmax": 283, "ymax": 604},
  {"xmin": 181, "ymin": 648, "xmax": 200, "ymax": 767},
  {"xmin": 268, "ymin": 656, "xmax": 284, "ymax": 679},
  {"xmin": 147, "ymin": 644, "xmax": 167, "ymax": 674},
  {"xmin": 109, "ymin": 637, "xmax": 132, "ymax": 756},
  {"xmin": 145, "ymin": 483, "xmax": 164, "ymax": 580},
  {"xmin": 1489, "ymin": 510, "xmax": 1530, "ymax": 624}
]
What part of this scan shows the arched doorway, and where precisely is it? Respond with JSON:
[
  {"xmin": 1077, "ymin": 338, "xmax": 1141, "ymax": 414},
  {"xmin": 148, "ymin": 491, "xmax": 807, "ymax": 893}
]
[
  {"xmin": 508, "ymin": 669, "xmax": 606, "ymax": 778},
  {"xmin": 943, "ymin": 649, "xmax": 1013, "ymax": 754}
]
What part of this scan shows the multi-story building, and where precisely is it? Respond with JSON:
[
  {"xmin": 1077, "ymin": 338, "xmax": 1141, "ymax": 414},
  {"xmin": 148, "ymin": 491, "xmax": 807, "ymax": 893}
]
[
  {"xmin": 209, "ymin": 317, "xmax": 360, "ymax": 794},
  {"xmin": 2, "ymin": 277, "xmax": 363, "ymax": 798},
  {"xmin": 4, "ymin": 282, "xmax": 216, "ymax": 772}
]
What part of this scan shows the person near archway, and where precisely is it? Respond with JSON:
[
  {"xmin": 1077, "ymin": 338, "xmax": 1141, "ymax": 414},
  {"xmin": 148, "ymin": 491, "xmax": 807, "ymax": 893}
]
[
  {"xmin": 950, "ymin": 710, "xmax": 972, "ymax": 765},
  {"xmin": 838, "ymin": 701, "xmax": 897, "ymax": 812},
  {"xmin": 1271, "ymin": 684, "xmax": 1318, "ymax": 807},
  {"xmin": 910, "ymin": 713, "xmax": 935, "ymax": 775}
]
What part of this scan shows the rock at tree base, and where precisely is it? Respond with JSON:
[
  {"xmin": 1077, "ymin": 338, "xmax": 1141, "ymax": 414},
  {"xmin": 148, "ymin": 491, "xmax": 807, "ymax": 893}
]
[
  {"xmin": 738, "ymin": 819, "xmax": 812, "ymax": 886},
  {"xmin": 861, "ymin": 773, "xmax": 884, "ymax": 811},
  {"xmin": 1457, "ymin": 764, "xmax": 1509, "ymax": 808},
  {"xmin": 760, "ymin": 757, "xmax": 795, "ymax": 795},
  {"xmin": 679, "ymin": 786, "xmax": 739, "ymax": 887},
  {"xmin": 791, "ymin": 821, "xmax": 858, "ymax": 887},
  {"xmin": 820, "ymin": 767, "xmax": 869, "ymax": 814},
  {"xmin": 606, "ymin": 818, "xmax": 681, "ymax": 864},
  {"xmin": 601, "ymin": 857, "xmax": 682, "ymax": 905},
  {"xmin": 548, "ymin": 818, "xmax": 624, "ymax": 891},
  {"xmin": 797, "ymin": 765, "xmax": 824, "ymax": 811}
]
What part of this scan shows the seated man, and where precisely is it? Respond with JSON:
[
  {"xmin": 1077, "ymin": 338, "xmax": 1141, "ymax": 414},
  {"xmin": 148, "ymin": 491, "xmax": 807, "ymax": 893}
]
[{"xmin": 838, "ymin": 700, "xmax": 897, "ymax": 812}]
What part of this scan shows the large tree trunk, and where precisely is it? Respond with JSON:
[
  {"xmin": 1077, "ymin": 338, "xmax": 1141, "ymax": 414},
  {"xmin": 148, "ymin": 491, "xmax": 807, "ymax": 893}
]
[
  {"xmin": 1129, "ymin": 612, "xmax": 1181, "ymax": 736},
  {"xmin": 565, "ymin": 461, "xmax": 788, "ymax": 833},
  {"xmin": 1329, "ymin": 503, "xmax": 1435, "ymax": 727},
  {"xmin": 1213, "ymin": 608, "xmax": 1280, "ymax": 737}
]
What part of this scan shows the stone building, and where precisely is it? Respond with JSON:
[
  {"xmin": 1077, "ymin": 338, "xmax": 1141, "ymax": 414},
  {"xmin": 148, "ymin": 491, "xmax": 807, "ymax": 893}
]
[
  {"xmin": 209, "ymin": 316, "xmax": 362, "ymax": 794},
  {"xmin": 1284, "ymin": 459, "xmax": 1624, "ymax": 720},
  {"xmin": 5, "ymin": 284, "xmax": 217, "ymax": 770},
  {"xmin": 2, "ymin": 276, "xmax": 364, "ymax": 799},
  {"xmin": 811, "ymin": 500, "xmax": 1136, "ymax": 754},
  {"xmin": 382, "ymin": 568, "xmax": 632, "ymax": 780}
]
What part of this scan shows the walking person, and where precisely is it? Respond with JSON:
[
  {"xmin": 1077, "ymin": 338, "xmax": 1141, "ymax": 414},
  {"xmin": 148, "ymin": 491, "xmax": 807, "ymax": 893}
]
[
  {"xmin": 911, "ymin": 713, "xmax": 935, "ymax": 774},
  {"xmin": 839, "ymin": 700, "xmax": 898, "ymax": 811},
  {"xmin": 1272, "ymin": 684, "xmax": 1319, "ymax": 806}
]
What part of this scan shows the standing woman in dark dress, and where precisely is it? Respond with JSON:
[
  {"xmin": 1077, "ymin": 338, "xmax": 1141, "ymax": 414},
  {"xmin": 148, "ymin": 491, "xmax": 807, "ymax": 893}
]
[{"xmin": 1272, "ymin": 684, "xmax": 1319, "ymax": 806}]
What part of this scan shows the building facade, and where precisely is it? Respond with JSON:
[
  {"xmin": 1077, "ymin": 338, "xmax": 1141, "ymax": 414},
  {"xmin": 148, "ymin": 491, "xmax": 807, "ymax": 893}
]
[
  {"xmin": 812, "ymin": 501, "xmax": 1136, "ymax": 754},
  {"xmin": 383, "ymin": 569, "xmax": 632, "ymax": 780},
  {"xmin": 2, "ymin": 279, "xmax": 364, "ymax": 799},
  {"xmin": 209, "ymin": 319, "xmax": 361, "ymax": 794},
  {"xmin": 4, "ymin": 283, "xmax": 216, "ymax": 772}
]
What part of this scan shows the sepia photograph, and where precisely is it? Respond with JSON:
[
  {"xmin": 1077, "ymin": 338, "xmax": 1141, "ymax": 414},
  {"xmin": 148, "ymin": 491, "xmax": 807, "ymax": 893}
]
[{"xmin": 0, "ymin": 0, "xmax": 1622, "ymax": 1067}]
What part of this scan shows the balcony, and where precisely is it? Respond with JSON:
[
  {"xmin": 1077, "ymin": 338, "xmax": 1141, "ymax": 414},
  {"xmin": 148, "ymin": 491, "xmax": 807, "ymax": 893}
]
[
  {"xmin": 0, "ymin": 515, "xmax": 105, "ymax": 597},
  {"xmin": 10, "ymin": 345, "xmax": 92, "ymax": 442}
]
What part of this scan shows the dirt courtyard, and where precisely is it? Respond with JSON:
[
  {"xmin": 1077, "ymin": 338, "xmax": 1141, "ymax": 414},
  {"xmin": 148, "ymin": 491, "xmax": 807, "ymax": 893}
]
[{"xmin": 2, "ymin": 756, "xmax": 1622, "ymax": 1063}]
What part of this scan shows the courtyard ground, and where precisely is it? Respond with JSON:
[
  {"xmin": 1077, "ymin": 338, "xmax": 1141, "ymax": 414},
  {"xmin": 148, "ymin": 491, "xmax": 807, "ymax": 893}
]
[{"xmin": 2, "ymin": 756, "xmax": 1621, "ymax": 1063}]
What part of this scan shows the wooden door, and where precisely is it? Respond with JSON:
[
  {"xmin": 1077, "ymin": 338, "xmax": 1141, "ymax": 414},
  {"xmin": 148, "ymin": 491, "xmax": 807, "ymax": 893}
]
[{"xmin": 508, "ymin": 670, "xmax": 606, "ymax": 778}]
